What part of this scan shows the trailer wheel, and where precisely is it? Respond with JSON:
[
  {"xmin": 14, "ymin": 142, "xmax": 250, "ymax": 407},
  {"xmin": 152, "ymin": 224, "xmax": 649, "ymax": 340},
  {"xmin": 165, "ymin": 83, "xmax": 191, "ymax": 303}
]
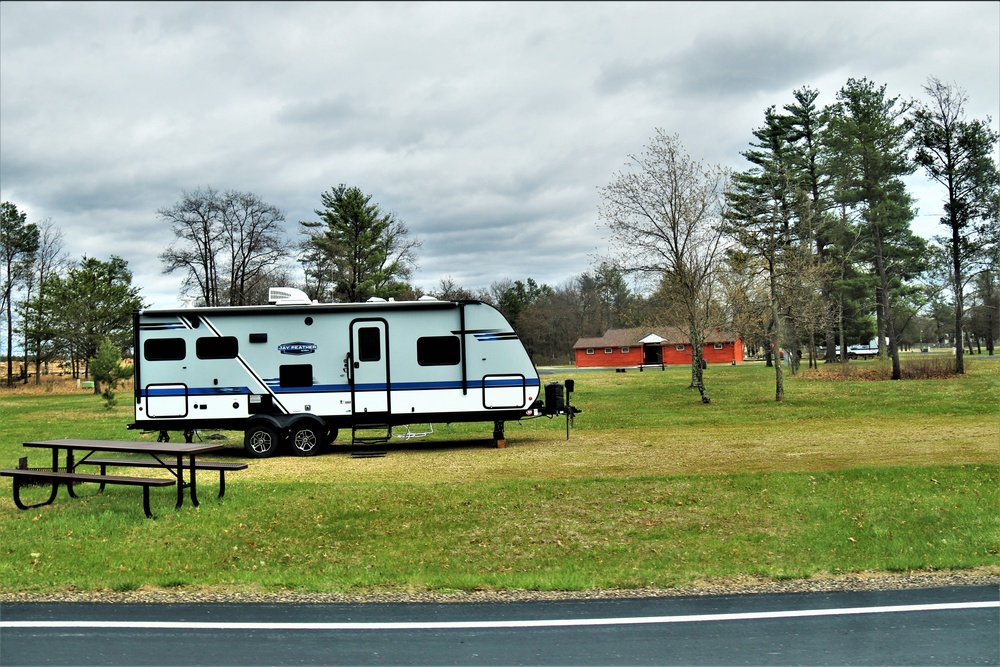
[
  {"xmin": 289, "ymin": 422, "xmax": 323, "ymax": 457},
  {"xmin": 245, "ymin": 424, "xmax": 280, "ymax": 458},
  {"xmin": 325, "ymin": 428, "xmax": 339, "ymax": 446}
]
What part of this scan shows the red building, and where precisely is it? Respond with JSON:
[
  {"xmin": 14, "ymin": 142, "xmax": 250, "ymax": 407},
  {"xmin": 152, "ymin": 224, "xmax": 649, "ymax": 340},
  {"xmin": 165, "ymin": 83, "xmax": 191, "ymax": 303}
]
[{"xmin": 572, "ymin": 327, "xmax": 743, "ymax": 368}]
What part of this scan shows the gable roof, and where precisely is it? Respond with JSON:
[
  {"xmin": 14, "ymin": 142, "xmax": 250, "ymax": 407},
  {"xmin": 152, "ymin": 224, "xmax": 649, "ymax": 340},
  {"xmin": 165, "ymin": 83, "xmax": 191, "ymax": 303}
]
[{"xmin": 573, "ymin": 327, "xmax": 740, "ymax": 349}]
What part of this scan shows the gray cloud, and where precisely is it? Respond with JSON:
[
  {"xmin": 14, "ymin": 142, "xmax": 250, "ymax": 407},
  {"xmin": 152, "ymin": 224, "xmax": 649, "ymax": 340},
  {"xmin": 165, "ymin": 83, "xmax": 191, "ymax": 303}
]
[{"xmin": 1, "ymin": 1, "xmax": 997, "ymax": 309}]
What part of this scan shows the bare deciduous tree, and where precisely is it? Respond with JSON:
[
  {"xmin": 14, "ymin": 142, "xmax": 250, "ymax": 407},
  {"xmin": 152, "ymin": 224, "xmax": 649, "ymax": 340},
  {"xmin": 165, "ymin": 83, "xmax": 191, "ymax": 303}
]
[
  {"xmin": 19, "ymin": 217, "xmax": 68, "ymax": 384},
  {"xmin": 599, "ymin": 130, "xmax": 730, "ymax": 404},
  {"xmin": 159, "ymin": 187, "xmax": 290, "ymax": 306}
]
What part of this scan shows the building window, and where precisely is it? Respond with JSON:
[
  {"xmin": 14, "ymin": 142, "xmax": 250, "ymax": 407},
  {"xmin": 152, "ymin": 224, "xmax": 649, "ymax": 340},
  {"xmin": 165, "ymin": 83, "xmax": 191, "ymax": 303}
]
[
  {"xmin": 604, "ymin": 347, "xmax": 613, "ymax": 354},
  {"xmin": 621, "ymin": 347, "xmax": 629, "ymax": 353},
  {"xmin": 586, "ymin": 348, "xmax": 594, "ymax": 355},
  {"xmin": 417, "ymin": 336, "xmax": 460, "ymax": 366},
  {"xmin": 676, "ymin": 344, "xmax": 686, "ymax": 351},
  {"xmin": 714, "ymin": 343, "xmax": 724, "ymax": 350}
]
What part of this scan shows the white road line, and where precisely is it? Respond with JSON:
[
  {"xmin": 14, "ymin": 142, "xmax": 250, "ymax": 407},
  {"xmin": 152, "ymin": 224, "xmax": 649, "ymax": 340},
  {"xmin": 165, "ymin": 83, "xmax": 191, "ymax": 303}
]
[{"xmin": 2, "ymin": 600, "xmax": 996, "ymax": 631}]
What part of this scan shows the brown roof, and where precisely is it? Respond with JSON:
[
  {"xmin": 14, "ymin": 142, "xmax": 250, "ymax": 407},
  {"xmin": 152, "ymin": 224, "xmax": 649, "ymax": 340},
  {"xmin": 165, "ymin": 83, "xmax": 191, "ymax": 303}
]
[{"xmin": 573, "ymin": 327, "xmax": 740, "ymax": 349}]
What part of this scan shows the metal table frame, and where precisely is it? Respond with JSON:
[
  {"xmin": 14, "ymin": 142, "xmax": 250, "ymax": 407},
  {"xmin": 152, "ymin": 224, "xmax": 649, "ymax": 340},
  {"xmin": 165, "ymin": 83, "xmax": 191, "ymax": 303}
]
[{"xmin": 23, "ymin": 439, "xmax": 226, "ymax": 509}]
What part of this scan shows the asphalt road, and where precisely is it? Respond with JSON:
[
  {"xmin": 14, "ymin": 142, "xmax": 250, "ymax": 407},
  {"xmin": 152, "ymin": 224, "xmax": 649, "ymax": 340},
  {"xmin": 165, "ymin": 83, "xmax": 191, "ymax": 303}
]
[{"xmin": 2, "ymin": 585, "xmax": 997, "ymax": 665}]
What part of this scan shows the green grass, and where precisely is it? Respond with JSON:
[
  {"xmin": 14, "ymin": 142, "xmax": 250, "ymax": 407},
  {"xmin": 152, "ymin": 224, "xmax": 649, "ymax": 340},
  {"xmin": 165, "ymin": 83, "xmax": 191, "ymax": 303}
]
[{"xmin": 0, "ymin": 357, "xmax": 997, "ymax": 595}]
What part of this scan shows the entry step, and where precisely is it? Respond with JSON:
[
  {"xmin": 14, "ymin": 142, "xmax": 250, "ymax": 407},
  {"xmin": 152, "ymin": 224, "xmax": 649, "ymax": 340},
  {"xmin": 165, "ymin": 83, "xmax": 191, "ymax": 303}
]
[
  {"xmin": 352, "ymin": 424, "xmax": 391, "ymax": 446},
  {"xmin": 351, "ymin": 447, "xmax": 387, "ymax": 459}
]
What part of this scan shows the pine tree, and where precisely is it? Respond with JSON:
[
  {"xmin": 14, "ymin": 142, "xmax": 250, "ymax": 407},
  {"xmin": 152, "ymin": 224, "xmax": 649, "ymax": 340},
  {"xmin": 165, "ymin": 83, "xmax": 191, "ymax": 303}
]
[
  {"xmin": 826, "ymin": 78, "xmax": 923, "ymax": 380},
  {"xmin": 300, "ymin": 185, "xmax": 420, "ymax": 303},
  {"xmin": 911, "ymin": 77, "xmax": 1000, "ymax": 373}
]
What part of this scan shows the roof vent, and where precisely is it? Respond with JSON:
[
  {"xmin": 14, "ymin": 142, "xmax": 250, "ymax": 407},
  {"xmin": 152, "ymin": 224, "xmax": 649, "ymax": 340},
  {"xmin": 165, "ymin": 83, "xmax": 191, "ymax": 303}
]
[{"xmin": 268, "ymin": 287, "xmax": 313, "ymax": 305}]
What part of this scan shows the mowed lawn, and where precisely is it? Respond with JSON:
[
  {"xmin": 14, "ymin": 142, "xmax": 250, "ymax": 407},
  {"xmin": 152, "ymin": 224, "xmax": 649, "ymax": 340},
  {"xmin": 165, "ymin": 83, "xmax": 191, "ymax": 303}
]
[{"xmin": 0, "ymin": 358, "xmax": 996, "ymax": 595}]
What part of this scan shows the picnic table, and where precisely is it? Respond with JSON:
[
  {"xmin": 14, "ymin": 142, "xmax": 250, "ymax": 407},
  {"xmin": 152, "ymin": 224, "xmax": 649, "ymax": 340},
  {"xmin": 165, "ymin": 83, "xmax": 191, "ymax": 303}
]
[{"xmin": 1, "ymin": 439, "xmax": 246, "ymax": 518}]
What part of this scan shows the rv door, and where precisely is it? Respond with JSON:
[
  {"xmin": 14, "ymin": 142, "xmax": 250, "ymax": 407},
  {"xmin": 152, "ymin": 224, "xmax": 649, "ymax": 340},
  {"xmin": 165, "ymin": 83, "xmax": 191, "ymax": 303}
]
[{"xmin": 349, "ymin": 319, "xmax": 390, "ymax": 415}]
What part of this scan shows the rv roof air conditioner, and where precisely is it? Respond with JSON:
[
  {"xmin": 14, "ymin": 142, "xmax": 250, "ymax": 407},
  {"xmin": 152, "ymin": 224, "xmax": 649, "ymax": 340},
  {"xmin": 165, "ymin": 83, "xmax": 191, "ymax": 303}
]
[{"xmin": 268, "ymin": 287, "xmax": 313, "ymax": 305}]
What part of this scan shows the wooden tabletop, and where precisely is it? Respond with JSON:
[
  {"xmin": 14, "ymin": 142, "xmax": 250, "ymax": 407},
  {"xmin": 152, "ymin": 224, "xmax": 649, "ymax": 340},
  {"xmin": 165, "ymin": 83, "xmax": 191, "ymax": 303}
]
[{"xmin": 23, "ymin": 439, "xmax": 226, "ymax": 455}]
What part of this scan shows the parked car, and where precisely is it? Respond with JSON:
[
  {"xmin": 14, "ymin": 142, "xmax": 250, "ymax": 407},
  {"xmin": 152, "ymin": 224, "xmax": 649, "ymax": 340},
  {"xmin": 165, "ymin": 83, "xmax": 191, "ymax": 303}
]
[{"xmin": 847, "ymin": 345, "xmax": 879, "ymax": 360}]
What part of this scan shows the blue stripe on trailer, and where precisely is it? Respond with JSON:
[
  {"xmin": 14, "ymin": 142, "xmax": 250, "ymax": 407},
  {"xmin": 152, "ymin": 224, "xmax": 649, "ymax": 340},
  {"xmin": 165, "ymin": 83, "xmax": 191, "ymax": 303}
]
[
  {"xmin": 144, "ymin": 378, "xmax": 540, "ymax": 397},
  {"xmin": 142, "ymin": 386, "xmax": 253, "ymax": 397},
  {"xmin": 139, "ymin": 323, "xmax": 187, "ymax": 331}
]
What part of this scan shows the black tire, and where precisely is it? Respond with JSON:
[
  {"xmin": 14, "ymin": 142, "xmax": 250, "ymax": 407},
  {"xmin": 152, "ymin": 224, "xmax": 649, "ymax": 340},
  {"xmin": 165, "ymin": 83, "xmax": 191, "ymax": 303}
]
[
  {"xmin": 289, "ymin": 422, "xmax": 323, "ymax": 457},
  {"xmin": 325, "ymin": 428, "xmax": 339, "ymax": 446},
  {"xmin": 244, "ymin": 423, "xmax": 280, "ymax": 458}
]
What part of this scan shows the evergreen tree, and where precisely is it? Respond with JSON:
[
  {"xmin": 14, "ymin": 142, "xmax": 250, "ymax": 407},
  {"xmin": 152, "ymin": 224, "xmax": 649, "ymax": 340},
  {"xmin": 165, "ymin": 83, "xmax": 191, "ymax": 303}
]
[
  {"xmin": 38, "ymin": 256, "xmax": 145, "ymax": 390},
  {"xmin": 911, "ymin": 77, "xmax": 1000, "ymax": 373},
  {"xmin": 90, "ymin": 337, "xmax": 133, "ymax": 408},
  {"xmin": 783, "ymin": 87, "xmax": 839, "ymax": 362},
  {"xmin": 724, "ymin": 106, "xmax": 797, "ymax": 399},
  {"xmin": 1, "ymin": 201, "xmax": 39, "ymax": 386},
  {"xmin": 300, "ymin": 185, "xmax": 421, "ymax": 302},
  {"xmin": 825, "ymin": 78, "xmax": 922, "ymax": 380}
]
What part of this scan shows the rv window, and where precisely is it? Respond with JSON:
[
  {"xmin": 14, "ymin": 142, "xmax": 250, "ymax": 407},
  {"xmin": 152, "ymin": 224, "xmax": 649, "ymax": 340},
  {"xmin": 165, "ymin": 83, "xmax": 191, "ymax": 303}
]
[
  {"xmin": 144, "ymin": 338, "xmax": 186, "ymax": 361},
  {"xmin": 196, "ymin": 336, "xmax": 239, "ymax": 359},
  {"xmin": 417, "ymin": 336, "xmax": 460, "ymax": 366},
  {"xmin": 357, "ymin": 327, "xmax": 381, "ymax": 362},
  {"xmin": 280, "ymin": 364, "xmax": 313, "ymax": 387}
]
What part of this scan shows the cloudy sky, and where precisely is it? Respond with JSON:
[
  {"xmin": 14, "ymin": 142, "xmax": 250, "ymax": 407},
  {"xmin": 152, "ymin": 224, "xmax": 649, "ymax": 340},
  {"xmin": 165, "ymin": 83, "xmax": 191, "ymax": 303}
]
[{"xmin": 2, "ymin": 1, "xmax": 998, "ymax": 308}]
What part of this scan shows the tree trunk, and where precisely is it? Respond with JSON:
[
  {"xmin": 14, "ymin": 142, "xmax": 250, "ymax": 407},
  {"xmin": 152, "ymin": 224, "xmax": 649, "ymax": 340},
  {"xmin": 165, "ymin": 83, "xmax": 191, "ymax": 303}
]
[
  {"xmin": 952, "ymin": 221, "xmax": 966, "ymax": 373},
  {"xmin": 688, "ymin": 320, "xmax": 710, "ymax": 404},
  {"xmin": 769, "ymin": 265, "xmax": 784, "ymax": 401},
  {"xmin": 872, "ymin": 226, "xmax": 902, "ymax": 380},
  {"xmin": 823, "ymin": 283, "xmax": 837, "ymax": 363},
  {"xmin": 873, "ymin": 289, "xmax": 884, "ymax": 360}
]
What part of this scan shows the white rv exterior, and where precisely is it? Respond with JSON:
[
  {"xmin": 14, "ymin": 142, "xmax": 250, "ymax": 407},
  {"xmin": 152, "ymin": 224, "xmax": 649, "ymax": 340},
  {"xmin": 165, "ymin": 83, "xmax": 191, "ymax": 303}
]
[{"xmin": 129, "ymin": 292, "xmax": 546, "ymax": 457}]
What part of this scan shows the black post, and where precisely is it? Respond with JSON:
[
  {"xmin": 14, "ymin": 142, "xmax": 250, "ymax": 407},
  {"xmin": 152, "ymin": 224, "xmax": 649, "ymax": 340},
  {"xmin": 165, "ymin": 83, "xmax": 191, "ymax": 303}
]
[
  {"xmin": 493, "ymin": 421, "xmax": 505, "ymax": 448},
  {"xmin": 564, "ymin": 379, "xmax": 575, "ymax": 440}
]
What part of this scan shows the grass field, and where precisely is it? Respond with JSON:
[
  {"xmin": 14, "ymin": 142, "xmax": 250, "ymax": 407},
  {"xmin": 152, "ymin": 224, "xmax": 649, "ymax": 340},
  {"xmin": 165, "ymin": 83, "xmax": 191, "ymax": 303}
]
[{"xmin": 0, "ymin": 357, "xmax": 997, "ymax": 595}]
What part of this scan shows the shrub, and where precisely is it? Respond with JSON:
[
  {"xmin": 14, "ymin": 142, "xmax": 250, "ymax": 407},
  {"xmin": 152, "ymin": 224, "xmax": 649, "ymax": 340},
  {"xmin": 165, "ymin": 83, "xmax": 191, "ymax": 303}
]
[
  {"xmin": 89, "ymin": 338, "xmax": 134, "ymax": 408},
  {"xmin": 805, "ymin": 356, "xmax": 962, "ymax": 381}
]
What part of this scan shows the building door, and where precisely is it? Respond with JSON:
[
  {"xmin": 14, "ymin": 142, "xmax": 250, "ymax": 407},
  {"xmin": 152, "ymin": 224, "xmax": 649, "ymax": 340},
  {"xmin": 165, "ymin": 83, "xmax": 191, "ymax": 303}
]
[
  {"xmin": 643, "ymin": 343, "xmax": 663, "ymax": 365},
  {"xmin": 349, "ymin": 319, "xmax": 390, "ymax": 416}
]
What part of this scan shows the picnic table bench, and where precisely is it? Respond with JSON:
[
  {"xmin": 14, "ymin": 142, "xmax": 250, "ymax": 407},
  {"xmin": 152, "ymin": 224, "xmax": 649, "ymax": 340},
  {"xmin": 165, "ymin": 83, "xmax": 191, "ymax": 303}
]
[
  {"xmin": 81, "ymin": 458, "xmax": 247, "ymax": 498},
  {"xmin": 0, "ymin": 469, "xmax": 175, "ymax": 518},
  {"xmin": 0, "ymin": 439, "xmax": 247, "ymax": 518}
]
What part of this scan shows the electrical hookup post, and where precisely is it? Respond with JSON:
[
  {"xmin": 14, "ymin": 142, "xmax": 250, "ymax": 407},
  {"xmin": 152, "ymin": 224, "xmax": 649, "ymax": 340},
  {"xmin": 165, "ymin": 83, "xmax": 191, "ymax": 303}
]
[
  {"xmin": 501, "ymin": 378, "xmax": 581, "ymax": 447},
  {"xmin": 561, "ymin": 379, "xmax": 579, "ymax": 439}
]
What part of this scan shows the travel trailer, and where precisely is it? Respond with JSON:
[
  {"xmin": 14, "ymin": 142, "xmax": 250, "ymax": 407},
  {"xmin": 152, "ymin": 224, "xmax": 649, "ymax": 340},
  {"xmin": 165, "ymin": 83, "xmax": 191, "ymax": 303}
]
[{"xmin": 129, "ymin": 288, "xmax": 576, "ymax": 457}]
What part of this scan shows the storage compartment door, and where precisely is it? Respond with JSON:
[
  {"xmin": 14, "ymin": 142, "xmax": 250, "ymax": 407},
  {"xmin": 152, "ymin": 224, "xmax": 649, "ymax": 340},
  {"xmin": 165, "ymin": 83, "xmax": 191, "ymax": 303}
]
[
  {"xmin": 482, "ymin": 374, "xmax": 527, "ymax": 409},
  {"xmin": 145, "ymin": 383, "xmax": 188, "ymax": 418}
]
